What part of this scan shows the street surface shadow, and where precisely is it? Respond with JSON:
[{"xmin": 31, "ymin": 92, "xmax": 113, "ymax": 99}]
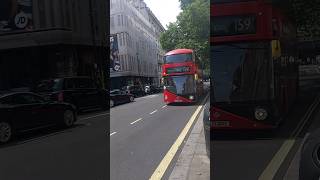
[
  {"xmin": 78, "ymin": 108, "xmax": 109, "ymax": 115},
  {"xmin": 0, "ymin": 123, "xmax": 86, "ymax": 149}
]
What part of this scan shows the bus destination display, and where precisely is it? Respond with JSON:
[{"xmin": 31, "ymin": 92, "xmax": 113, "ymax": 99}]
[{"xmin": 212, "ymin": 15, "xmax": 256, "ymax": 36}]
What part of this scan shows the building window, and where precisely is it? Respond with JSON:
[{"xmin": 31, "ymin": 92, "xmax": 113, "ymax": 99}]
[
  {"xmin": 117, "ymin": 15, "xmax": 121, "ymax": 26},
  {"xmin": 65, "ymin": 0, "xmax": 71, "ymax": 28},
  {"xmin": 119, "ymin": 34, "xmax": 122, "ymax": 46},
  {"xmin": 121, "ymin": 33, "xmax": 125, "ymax": 46},
  {"xmin": 111, "ymin": 16, "xmax": 114, "ymax": 27},
  {"xmin": 38, "ymin": 0, "xmax": 46, "ymax": 28},
  {"xmin": 121, "ymin": 15, "xmax": 124, "ymax": 26},
  {"xmin": 50, "ymin": 0, "xmax": 55, "ymax": 27}
]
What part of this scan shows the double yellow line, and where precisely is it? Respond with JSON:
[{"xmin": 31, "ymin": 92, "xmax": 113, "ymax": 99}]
[{"xmin": 149, "ymin": 94, "xmax": 209, "ymax": 180}]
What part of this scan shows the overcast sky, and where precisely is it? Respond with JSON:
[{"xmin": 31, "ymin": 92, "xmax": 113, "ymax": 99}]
[{"xmin": 144, "ymin": 0, "xmax": 182, "ymax": 29}]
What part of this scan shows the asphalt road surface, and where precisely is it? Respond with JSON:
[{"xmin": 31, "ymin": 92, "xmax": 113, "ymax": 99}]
[
  {"xmin": 0, "ymin": 110, "xmax": 109, "ymax": 180},
  {"xmin": 110, "ymin": 93, "xmax": 205, "ymax": 180},
  {"xmin": 212, "ymin": 68, "xmax": 320, "ymax": 180}
]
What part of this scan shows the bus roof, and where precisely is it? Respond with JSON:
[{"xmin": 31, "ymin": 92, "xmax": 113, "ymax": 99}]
[{"xmin": 165, "ymin": 49, "xmax": 193, "ymax": 56}]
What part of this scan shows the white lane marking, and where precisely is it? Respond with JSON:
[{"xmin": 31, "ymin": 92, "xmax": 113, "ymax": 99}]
[
  {"xmin": 150, "ymin": 110, "xmax": 158, "ymax": 115},
  {"xmin": 80, "ymin": 112, "xmax": 109, "ymax": 120},
  {"xmin": 162, "ymin": 105, "xmax": 167, "ymax": 108},
  {"xmin": 110, "ymin": 132, "xmax": 117, "ymax": 136},
  {"xmin": 130, "ymin": 118, "xmax": 143, "ymax": 125}
]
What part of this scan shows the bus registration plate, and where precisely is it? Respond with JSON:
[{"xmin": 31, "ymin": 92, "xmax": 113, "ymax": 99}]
[{"xmin": 214, "ymin": 121, "xmax": 230, "ymax": 127}]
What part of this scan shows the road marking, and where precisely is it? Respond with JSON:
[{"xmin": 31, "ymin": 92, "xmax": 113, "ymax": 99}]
[
  {"xmin": 80, "ymin": 112, "xmax": 109, "ymax": 120},
  {"xmin": 110, "ymin": 132, "xmax": 117, "ymax": 136},
  {"xmin": 150, "ymin": 110, "xmax": 158, "ymax": 115},
  {"xmin": 149, "ymin": 93, "xmax": 209, "ymax": 180},
  {"xmin": 130, "ymin": 118, "xmax": 143, "ymax": 125},
  {"xmin": 258, "ymin": 139, "xmax": 295, "ymax": 180},
  {"xmin": 258, "ymin": 93, "xmax": 320, "ymax": 180},
  {"xmin": 161, "ymin": 105, "xmax": 167, "ymax": 108}
]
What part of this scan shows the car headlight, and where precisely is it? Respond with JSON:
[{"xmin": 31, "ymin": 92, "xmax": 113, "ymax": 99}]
[{"xmin": 254, "ymin": 108, "xmax": 268, "ymax": 120}]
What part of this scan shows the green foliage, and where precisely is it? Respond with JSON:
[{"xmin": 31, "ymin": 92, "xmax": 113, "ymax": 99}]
[
  {"xmin": 179, "ymin": 0, "xmax": 194, "ymax": 9},
  {"xmin": 273, "ymin": 0, "xmax": 320, "ymax": 39},
  {"xmin": 160, "ymin": 0, "xmax": 210, "ymax": 70}
]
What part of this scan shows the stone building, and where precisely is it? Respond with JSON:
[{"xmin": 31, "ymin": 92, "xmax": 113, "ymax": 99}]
[
  {"xmin": 0, "ymin": 0, "xmax": 108, "ymax": 90},
  {"xmin": 110, "ymin": 0, "xmax": 165, "ymax": 89}
]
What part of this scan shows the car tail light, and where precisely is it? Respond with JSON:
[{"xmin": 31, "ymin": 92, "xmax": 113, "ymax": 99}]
[{"xmin": 57, "ymin": 92, "xmax": 64, "ymax": 102}]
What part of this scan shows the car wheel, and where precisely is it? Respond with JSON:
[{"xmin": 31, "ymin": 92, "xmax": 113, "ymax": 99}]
[
  {"xmin": 129, "ymin": 96, "xmax": 134, "ymax": 102},
  {"xmin": 62, "ymin": 110, "xmax": 75, "ymax": 127},
  {"xmin": 300, "ymin": 129, "xmax": 320, "ymax": 180},
  {"xmin": 0, "ymin": 121, "xmax": 12, "ymax": 143},
  {"xmin": 110, "ymin": 100, "xmax": 114, "ymax": 107}
]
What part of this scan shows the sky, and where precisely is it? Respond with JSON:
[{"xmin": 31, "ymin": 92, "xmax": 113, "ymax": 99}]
[{"xmin": 144, "ymin": 0, "xmax": 182, "ymax": 29}]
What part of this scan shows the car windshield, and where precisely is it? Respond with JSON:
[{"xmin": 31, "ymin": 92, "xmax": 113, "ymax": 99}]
[{"xmin": 35, "ymin": 79, "xmax": 63, "ymax": 92}]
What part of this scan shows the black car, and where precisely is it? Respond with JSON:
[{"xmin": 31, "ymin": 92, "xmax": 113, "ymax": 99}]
[
  {"xmin": 122, "ymin": 85, "xmax": 145, "ymax": 97},
  {"xmin": 33, "ymin": 77, "xmax": 108, "ymax": 111},
  {"xmin": 110, "ymin": 89, "xmax": 134, "ymax": 107},
  {"xmin": 0, "ymin": 92, "xmax": 77, "ymax": 143}
]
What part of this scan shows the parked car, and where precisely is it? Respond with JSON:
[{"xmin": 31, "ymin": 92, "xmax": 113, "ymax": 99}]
[
  {"xmin": 33, "ymin": 77, "xmax": 108, "ymax": 111},
  {"xmin": 110, "ymin": 89, "xmax": 134, "ymax": 107},
  {"xmin": 145, "ymin": 85, "xmax": 162, "ymax": 94},
  {"xmin": 0, "ymin": 92, "xmax": 77, "ymax": 143},
  {"xmin": 122, "ymin": 85, "xmax": 145, "ymax": 97}
]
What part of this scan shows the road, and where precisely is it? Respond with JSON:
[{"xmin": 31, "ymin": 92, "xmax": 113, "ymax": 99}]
[
  {"xmin": 110, "ymin": 93, "xmax": 205, "ymax": 180},
  {"xmin": 0, "ymin": 109, "xmax": 109, "ymax": 180},
  {"xmin": 212, "ymin": 66, "xmax": 320, "ymax": 180}
]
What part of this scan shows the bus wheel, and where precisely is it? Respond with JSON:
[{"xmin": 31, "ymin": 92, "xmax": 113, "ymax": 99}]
[{"xmin": 299, "ymin": 128, "xmax": 320, "ymax": 180}]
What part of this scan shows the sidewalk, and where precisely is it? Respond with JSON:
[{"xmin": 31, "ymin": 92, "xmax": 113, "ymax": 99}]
[{"xmin": 169, "ymin": 109, "xmax": 210, "ymax": 180}]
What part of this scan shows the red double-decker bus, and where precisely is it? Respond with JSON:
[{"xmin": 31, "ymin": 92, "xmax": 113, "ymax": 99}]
[
  {"xmin": 162, "ymin": 49, "xmax": 204, "ymax": 104},
  {"xmin": 210, "ymin": 0, "xmax": 298, "ymax": 130}
]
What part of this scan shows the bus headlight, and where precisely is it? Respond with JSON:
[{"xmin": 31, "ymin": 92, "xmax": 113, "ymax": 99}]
[
  {"xmin": 255, "ymin": 108, "xmax": 268, "ymax": 120},
  {"xmin": 189, "ymin": 95, "xmax": 194, "ymax": 100}
]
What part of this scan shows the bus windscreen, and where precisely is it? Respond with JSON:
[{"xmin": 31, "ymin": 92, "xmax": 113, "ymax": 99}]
[
  {"xmin": 211, "ymin": 42, "xmax": 271, "ymax": 103},
  {"xmin": 164, "ymin": 53, "xmax": 193, "ymax": 64},
  {"xmin": 164, "ymin": 75, "xmax": 195, "ymax": 96}
]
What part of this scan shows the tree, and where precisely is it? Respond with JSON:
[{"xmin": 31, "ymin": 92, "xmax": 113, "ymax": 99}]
[
  {"xmin": 160, "ymin": 0, "xmax": 210, "ymax": 71},
  {"xmin": 179, "ymin": 0, "xmax": 194, "ymax": 9},
  {"xmin": 273, "ymin": 0, "xmax": 320, "ymax": 39}
]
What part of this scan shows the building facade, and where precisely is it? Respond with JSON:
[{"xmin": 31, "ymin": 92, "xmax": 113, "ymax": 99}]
[
  {"xmin": 110, "ymin": 0, "xmax": 164, "ymax": 89},
  {"xmin": 0, "ymin": 0, "xmax": 108, "ymax": 90}
]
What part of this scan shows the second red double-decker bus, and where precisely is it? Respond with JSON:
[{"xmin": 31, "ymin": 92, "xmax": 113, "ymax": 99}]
[
  {"xmin": 210, "ymin": 0, "xmax": 298, "ymax": 130},
  {"xmin": 162, "ymin": 49, "xmax": 204, "ymax": 104}
]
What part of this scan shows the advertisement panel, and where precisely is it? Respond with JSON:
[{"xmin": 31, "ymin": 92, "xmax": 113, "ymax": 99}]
[
  {"xmin": 110, "ymin": 34, "xmax": 121, "ymax": 71},
  {"xmin": 0, "ymin": 0, "xmax": 33, "ymax": 33}
]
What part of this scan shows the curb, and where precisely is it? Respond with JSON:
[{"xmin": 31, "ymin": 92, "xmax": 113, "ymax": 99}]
[{"xmin": 168, "ymin": 108, "xmax": 210, "ymax": 180}]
